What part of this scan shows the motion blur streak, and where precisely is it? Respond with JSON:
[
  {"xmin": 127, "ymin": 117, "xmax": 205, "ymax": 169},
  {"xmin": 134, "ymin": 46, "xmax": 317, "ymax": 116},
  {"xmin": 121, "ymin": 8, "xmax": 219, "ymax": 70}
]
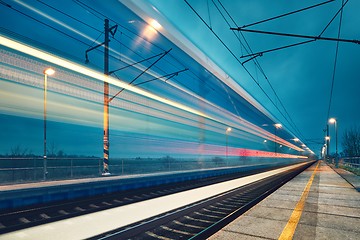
[
  {"xmin": 0, "ymin": 34, "xmax": 303, "ymax": 155},
  {"xmin": 14, "ymin": 0, "xmax": 98, "ymax": 44},
  {"xmin": 0, "ymin": 35, "xmax": 214, "ymax": 121},
  {"xmin": 151, "ymin": 141, "xmax": 307, "ymax": 159}
]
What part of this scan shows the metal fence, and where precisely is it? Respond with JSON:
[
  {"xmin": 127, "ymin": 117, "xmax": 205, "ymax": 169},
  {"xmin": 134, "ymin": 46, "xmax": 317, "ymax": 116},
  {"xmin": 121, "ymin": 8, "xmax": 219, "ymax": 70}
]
[
  {"xmin": 0, "ymin": 156, "xmax": 304, "ymax": 184},
  {"xmin": 341, "ymin": 157, "xmax": 360, "ymax": 168},
  {"xmin": 0, "ymin": 157, "xmax": 102, "ymax": 183}
]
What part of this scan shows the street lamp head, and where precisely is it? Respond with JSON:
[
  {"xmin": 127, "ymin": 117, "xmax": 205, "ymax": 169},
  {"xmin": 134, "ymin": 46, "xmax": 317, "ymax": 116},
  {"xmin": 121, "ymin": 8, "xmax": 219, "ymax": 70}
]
[
  {"xmin": 226, "ymin": 127, "xmax": 232, "ymax": 133},
  {"xmin": 329, "ymin": 118, "xmax": 336, "ymax": 124},
  {"xmin": 274, "ymin": 123, "xmax": 282, "ymax": 129},
  {"xmin": 325, "ymin": 136, "xmax": 330, "ymax": 141},
  {"xmin": 150, "ymin": 19, "xmax": 162, "ymax": 31},
  {"xmin": 44, "ymin": 68, "xmax": 55, "ymax": 75}
]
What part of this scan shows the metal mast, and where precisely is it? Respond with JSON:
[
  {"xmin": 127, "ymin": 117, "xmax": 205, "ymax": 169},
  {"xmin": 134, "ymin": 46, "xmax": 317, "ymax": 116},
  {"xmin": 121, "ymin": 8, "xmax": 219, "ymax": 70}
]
[{"xmin": 103, "ymin": 19, "xmax": 110, "ymax": 174}]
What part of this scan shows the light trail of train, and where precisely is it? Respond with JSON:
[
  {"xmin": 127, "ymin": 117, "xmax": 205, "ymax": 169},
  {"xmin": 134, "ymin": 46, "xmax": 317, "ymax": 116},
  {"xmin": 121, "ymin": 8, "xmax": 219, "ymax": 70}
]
[{"xmin": 0, "ymin": 34, "xmax": 306, "ymax": 157}]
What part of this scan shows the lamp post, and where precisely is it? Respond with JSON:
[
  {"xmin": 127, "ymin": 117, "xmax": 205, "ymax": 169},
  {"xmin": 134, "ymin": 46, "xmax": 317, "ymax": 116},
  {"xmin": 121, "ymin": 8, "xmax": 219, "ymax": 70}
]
[
  {"xmin": 329, "ymin": 118, "xmax": 338, "ymax": 167},
  {"xmin": 325, "ymin": 136, "xmax": 330, "ymax": 163},
  {"xmin": 274, "ymin": 123, "xmax": 282, "ymax": 156},
  {"xmin": 43, "ymin": 68, "xmax": 55, "ymax": 181},
  {"xmin": 226, "ymin": 127, "xmax": 232, "ymax": 165}
]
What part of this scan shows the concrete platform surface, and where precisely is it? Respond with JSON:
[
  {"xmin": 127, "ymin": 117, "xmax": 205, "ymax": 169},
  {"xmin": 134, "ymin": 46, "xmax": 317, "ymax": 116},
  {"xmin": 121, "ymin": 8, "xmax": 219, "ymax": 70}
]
[
  {"xmin": 331, "ymin": 166, "xmax": 360, "ymax": 192},
  {"xmin": 210, "ymin": 161, "xmax": 360, "ymax": 240}
]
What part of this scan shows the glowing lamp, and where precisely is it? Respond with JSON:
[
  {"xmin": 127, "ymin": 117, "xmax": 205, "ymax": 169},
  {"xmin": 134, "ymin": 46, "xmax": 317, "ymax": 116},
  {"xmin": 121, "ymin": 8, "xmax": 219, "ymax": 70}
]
[
  {"xmin": 150, "ymin": 19, "xmax": 162, "ymax": 30},
  {"xmin": 44, "ymin": 68, "xmax": 55, "ymax": 75},
  {"xmin": 329, "ymin": 118, "xmax": 336, "ymax": 124}
]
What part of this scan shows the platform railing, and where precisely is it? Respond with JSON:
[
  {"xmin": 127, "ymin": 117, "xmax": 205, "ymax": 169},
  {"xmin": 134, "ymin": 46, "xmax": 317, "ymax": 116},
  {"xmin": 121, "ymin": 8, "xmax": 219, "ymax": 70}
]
[
  {"xmin": 0, "ymin": 157, "xmax": 305, "ymax": 184},
  {"xmin": 341, "ymin": 157, "xmax": 360, "ymax": 168}
]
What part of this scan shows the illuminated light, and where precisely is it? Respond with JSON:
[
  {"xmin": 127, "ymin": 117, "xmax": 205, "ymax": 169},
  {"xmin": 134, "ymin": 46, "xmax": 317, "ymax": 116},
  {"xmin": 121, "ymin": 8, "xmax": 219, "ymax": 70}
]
[
  {"xmin": 44, "ymin": 68, "xmax": 55, "ymax": 75},
  {"xmin": 280, "ymin": 145, "xmax": 283, "ymax": 148},
  {"xmin": 0, "ymin": 56, "xmax": 297, "ymax": 149},
  {"xmin": 293, "ymin": 138, "xmax": 299, "ymax": 142},
  {"xmin": 150, "ymin": 19, "xmax": 162, "ymax": 30},
  {"xmin": 121, "ymin": 0, "xmax": 280, "ymax": 126},
  {"xmin": 151, "ymin": 141, "xmax": 308, "ymax": 159},
  {"xmin": 226, "ymin": 127, "xmax": 232, "ymax": 133},
  {"xmin": 325, "ymin": 136, "xmax": 330, "ymax": 140},
  {"xmin": 0, "ymin": 35, "xmax": 215, "ymax": 122},
  {"xmin": 141, "ymin": 19, "xmax": 161, "ymax": 41},
  {"xmin": 151, "ymin": 5, "xmax": 160, "ymax": 13},
  {"xmin": 0, "ymin": 35, "xmax": 306, "ymax": 153},
  {"xmin": 274, "ymin": 123, "xmax": 282, "ymax": 129},
  {"xmin": 264, "ymin": 140, "xmax": 267, "ymax": 143},
  {"xmin": 329, "ymin": 118, "xmax": 336, "ymax": 124}
]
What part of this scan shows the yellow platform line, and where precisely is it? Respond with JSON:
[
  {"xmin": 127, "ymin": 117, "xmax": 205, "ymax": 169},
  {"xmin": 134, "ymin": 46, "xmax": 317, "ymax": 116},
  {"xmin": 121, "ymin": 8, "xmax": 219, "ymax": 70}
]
[{"xmin": 278, "ymin": 161, "xmax": 320, "ymax": 240}]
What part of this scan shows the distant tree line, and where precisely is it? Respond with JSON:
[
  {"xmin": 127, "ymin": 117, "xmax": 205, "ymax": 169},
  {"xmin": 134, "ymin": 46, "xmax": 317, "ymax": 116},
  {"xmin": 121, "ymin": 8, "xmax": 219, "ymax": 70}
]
[
  {"xmin": 342, "ymin": 126, "xmax": 360, "ymax": 157},
  {"xmin": 1, "ymin": 143, "xmax": 98, "ymax": 158}
]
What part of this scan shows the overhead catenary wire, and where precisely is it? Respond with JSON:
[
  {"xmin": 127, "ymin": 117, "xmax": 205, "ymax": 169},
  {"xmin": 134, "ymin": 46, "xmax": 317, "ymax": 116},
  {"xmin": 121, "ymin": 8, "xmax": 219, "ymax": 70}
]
[
  {"xmin": 240, "ymin": 40, "xmax": 314, "ymax": 59},
  {"xmin": 1, "ymin": 0, "xmax": 183, "ymax": 94},
  {"xmin": 318, "ymin": 0, "xmax": 349, "ymax": 37},
  {"xmin": 231, "ymin": 28, "xmax": 359, "ymax": 45},
  {"xmin": 327, "ymin": 0, "xmax": 345, "ymax": 121},
  {"xmin": 212, "ymin": 0, "xmax": 306, "ymax": 140},
  {"xmin": 3, "ymin": 0, "xmax": 305, "ymax": 142},
  {"xmin": 36, "ymin": 0, "xmax": 165, "ymax": 67},
  {"xmin": 224, "ymin": 0, "xmax": 352, "ymax": 142},
  {"xmin": 37, "ymin": 0, "xmax": 100, "ymax": 32},
  {"xmin": 1, "ymin": 0, "xmax": 249, "ymax": 131},
  {"xmin": 71, "ymin": 0, "xmax": 228, "ymax": 99},
  {"xmin": 109, "ymin": 49, "xmax": 172, "ymax": 102},
  {"xmin": 0, "ymin": 0, "xmax": 92, "ymax": 47},
  {"xmin": 72, "ymin": 0, "xmax": 103, "ymax": 21},
  {"xmin": 239, "ymin": 0, "xmax": 335, "ymax": 29},
  {"xmin": 213, "ymin": 0, "xmax": 268, "ymax": 79},
  {"xmin": 34, "ymin": 0, "xmax": 206, "ymax": 93},
  {"xmin": 238, "ymin": 0, "xmax": 349, "ymax": 58},
  {"xmin": 184, "ymin": 0, "xmax": 305, "ymax": 141}
]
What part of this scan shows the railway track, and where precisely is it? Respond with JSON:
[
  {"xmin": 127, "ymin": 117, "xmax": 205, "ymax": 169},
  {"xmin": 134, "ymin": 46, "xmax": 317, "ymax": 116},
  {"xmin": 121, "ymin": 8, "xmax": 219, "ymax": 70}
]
[
  {"xmin": 0, "ymin": 164, "xmax": 291, "ymax": 234},
  {"xmin": 91, "ymin": 162, "xmax": 313, "ymax": 240}
]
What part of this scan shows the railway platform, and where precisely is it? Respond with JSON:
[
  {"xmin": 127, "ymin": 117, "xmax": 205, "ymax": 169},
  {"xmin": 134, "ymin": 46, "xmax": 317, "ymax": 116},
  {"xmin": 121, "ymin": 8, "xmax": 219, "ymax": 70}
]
[
  {"xmin": 0, "ymin": 164, "xmax": 272, "ymax": 210},
  {"xmin": 210, "ymin": 161, "xmax": 360, "ymax": 240}
]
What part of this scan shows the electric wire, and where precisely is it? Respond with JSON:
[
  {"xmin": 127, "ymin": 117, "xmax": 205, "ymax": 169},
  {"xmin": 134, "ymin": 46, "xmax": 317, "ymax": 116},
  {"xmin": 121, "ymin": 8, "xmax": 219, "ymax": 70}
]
[
  {"xmin": 183, "ymin": 0, "xmax": 298, "ymax": 138},
  {"xmin": 237, "ymin": 0, "xmax": 349, "ymax": 59},
  {"xmin": 35, "ymin": 0, "xmax": 162, "ymax": 66},
  {"xmin": 35, "ymin": 0, "xmax": 188, "ymax": 88},
  {"xmin": 2, "ymin": 0, "xmax": 306, "ymax": 143},
  {"xmin": 80, "ymin": 0, "xmax": 233, "ymax": 102},
  {"xmin": 28, "ymin": 0, "xmax": 226, "ymax": 106},
  {"xmin": 1, "ymin": 0, "xmax": 289, "ymax": 133},
  {"xmin": 71, "ymin": 0, "xmax": 226, "ymax": 99},
  {"xmin": 318, "ymin": 0, "xmax": 349, "ymax": 37},
  {"xmin": 327, "ymin": 0, "xmax": 345, "ymax": 121},
  {"xmin": 36, "ymin": 0, "xmax": 100, "ymax": 32},
  {"xmin": 212, "ymin": 0, "xmax": 305, "ymax": 140},
  {"xmin": 219, "ymin": 0, "xmax": 349, "ymax": 141},
  {"xmin": 212, "ymin": 0, "xmax": 267, "ymax": 78},
  {"xmin": 86, "ymin": 30, "xmax": 104, "ymax": 51},
  {"xmin": 72, "ymin": 0, "xmax": 103, "ymax": 21},
  {"xmin": 0, "ymin": 0, "xmax": 91, "ymax": 47},
  {"xmin": 240, "ymin": 0, "xmax": 335, "ymax": 29}
]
